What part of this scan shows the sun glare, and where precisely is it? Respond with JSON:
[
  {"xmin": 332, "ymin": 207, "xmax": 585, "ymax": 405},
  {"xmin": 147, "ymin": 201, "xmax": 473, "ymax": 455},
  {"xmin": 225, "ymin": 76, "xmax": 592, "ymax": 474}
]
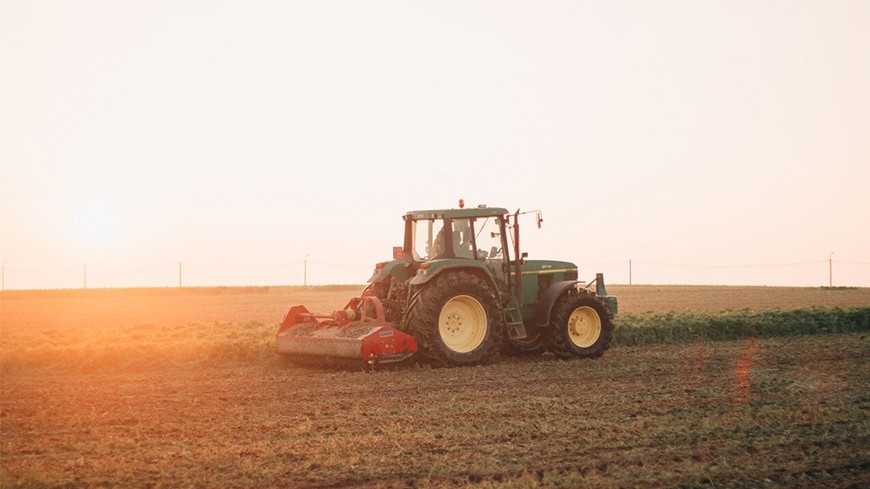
[{"xmin": 71, "ymin": 196, "xmax": 123, "ymax": 251}]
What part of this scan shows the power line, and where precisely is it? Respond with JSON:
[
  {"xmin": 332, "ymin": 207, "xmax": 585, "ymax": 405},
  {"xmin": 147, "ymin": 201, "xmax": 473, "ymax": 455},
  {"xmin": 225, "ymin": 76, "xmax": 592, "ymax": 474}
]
[
  {"xmin": 1, "ymin": 257, "xmax": 868, "ymax": 290},
  {"xmin": 576, "ymin": 260, "xmax": 629, "ymax": 267},
  {"xmin": 308, "ymin": 261, "xmax": 373, "ymax": 269},
  {"xmin": 4, "ymin": 265, "xmax": 82, "ymax": 272},
  {"xmin": 634, "ymin": 260, "xmax": 827, "ymax": 269},
  {"xmin": 181, "ymin": 261, "xmax": 303, "ymax": 268}
]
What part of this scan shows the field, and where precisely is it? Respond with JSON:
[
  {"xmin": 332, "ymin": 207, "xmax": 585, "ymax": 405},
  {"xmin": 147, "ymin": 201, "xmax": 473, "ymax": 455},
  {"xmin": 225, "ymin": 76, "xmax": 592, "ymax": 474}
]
[{"xmin": 2, "ymin": 285, "xmax": 869, "ymax": 488}]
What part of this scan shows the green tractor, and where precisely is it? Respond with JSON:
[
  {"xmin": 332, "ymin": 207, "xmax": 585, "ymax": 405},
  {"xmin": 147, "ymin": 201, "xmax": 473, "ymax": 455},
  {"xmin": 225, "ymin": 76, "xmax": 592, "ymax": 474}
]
[{"xmin": 277, "ymin": 203, "xmax": 617, "ymax": 367}]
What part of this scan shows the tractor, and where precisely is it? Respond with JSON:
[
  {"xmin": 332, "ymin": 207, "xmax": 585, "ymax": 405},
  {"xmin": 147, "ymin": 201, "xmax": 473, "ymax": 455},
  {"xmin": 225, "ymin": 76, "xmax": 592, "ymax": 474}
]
[{"xmin": 277, "ymin": 202, "xmax": 617, "ymax": 367}]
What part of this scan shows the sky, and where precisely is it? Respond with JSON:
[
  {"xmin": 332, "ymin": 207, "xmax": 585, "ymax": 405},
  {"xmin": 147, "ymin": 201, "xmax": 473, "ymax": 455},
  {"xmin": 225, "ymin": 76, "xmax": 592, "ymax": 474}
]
[{"xmin": 1, "ymin": 0, "xmax": 869, "ymax": 289}]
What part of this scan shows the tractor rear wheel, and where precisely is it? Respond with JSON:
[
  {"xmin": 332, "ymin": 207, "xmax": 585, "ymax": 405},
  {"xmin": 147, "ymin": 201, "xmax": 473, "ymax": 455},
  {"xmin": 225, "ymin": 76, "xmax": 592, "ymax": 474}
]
[
  {"xmin": 545, "ymin": 292, "xmax": 613, "ymax": 359},
  {"xmin": 404, "ymin": 271, "xmax": 503, "ymax": 367}
]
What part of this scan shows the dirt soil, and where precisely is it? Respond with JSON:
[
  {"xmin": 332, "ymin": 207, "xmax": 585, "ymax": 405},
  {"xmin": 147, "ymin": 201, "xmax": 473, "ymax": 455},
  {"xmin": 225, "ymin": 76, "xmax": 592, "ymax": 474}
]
[{"xmin": 2, "ymin": 333, "xmax": 867, "ymax": 488}]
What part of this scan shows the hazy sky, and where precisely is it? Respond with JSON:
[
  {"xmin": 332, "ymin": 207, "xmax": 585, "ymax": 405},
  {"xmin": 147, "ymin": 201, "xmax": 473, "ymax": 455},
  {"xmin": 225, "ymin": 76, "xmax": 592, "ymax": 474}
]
[{"xmin": 2, "ymin": 0, "xmax": 869, "ymax": 289}]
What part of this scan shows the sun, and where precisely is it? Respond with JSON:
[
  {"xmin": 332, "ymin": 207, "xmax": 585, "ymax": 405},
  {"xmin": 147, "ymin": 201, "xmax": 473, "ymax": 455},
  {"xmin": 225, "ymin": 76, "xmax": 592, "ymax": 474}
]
[{"xmin": 71, "ymin": 196, "xmax": 123, "ymax": 251}]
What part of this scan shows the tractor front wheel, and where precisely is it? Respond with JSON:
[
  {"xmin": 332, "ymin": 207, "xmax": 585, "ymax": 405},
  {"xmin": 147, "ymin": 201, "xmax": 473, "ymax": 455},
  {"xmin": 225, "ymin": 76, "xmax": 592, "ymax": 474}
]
[
  {"xmin": 404, "ymin": 271, "xmax": 503, "ymax": 367},
  {"xmin": 545, "ymin": 292, "xmax": 613, "ymax": 359}
]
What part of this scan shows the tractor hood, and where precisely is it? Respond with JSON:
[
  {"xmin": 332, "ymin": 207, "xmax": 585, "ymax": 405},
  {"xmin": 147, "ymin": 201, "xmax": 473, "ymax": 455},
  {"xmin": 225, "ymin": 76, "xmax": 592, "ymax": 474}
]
[{"xmin": 520, "ymin": 260, "xmax": 578, "ymax": 276}]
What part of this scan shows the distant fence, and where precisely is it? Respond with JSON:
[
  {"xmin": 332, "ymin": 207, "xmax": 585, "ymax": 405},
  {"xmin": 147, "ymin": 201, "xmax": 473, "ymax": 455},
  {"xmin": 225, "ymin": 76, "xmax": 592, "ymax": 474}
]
[{"xmin": 1, "ymin": 258, "xmax": 869, "ymax": 290}]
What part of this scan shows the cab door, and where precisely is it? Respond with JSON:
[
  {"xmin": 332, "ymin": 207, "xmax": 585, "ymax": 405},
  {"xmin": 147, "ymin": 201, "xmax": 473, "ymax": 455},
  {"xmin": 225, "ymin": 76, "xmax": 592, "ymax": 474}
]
[{"xmin": 466, "ymin": 216, "xmax": 510, "ymax": 291}]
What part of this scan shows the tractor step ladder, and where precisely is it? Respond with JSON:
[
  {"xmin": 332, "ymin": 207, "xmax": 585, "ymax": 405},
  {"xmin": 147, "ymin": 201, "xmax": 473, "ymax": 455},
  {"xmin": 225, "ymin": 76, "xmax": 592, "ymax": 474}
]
[{"xmin": 502, "ymin": 295, "xmax": 527, "ymax": 339}]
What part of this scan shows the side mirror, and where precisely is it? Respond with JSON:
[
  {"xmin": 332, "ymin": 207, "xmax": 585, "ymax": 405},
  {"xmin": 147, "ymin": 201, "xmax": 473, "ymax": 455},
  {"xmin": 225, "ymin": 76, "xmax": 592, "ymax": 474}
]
[{"xmin": 521, "ymin": 252, "xmax": 528, "ymax": 264}]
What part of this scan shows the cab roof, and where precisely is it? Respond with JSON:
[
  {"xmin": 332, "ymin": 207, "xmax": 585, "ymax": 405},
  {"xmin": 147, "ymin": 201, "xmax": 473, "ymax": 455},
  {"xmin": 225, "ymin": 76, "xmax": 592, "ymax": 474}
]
[{"xmin": 405, "ymin": 206, "xmax": 510, "ymax": 220}]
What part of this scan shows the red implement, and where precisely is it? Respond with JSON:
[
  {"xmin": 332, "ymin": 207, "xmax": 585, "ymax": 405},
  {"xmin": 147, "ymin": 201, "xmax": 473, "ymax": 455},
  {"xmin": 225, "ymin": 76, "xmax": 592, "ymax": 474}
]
[{"xmin": 276, "ymin": 296, "xmax": 417, "ymax": 364}]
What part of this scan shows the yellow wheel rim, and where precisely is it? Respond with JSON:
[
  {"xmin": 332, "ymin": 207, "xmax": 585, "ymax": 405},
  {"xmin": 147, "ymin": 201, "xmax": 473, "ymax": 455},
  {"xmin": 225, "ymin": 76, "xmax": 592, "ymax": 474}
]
[
  {"xmin": 439, "ymin": 295, "xmax": 488, "ymax": 353},
  {"xmin": 567, "ymin": 306, "xmax": 601, "ymax": 348}
]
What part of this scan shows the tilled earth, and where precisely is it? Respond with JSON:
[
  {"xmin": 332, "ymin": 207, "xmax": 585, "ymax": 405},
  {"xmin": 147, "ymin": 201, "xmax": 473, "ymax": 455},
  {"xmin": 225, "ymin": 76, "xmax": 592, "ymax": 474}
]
[{"xmin": 2, "ymin": 333, "xmax": 868, "ymax": 488}]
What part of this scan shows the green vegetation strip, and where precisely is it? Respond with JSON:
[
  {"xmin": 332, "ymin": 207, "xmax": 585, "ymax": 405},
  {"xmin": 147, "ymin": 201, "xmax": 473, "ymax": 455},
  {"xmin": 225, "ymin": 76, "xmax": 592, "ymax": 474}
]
[{"xmin": 614, "ymin": 306, "xmax": 870, "ymax": 347}]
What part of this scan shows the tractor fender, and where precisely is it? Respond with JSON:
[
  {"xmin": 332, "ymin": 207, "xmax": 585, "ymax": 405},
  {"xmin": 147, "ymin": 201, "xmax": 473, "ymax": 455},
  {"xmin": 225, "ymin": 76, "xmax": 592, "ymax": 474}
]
[
  {"xmin": 367, "ymin": 260, "xmax": 412, "ymax": 284},
  {"xmin": 535, "ymin": 281, "xmax": 584, "ymax": 327},
  {"xmin": 408, "ymin": 262, "xmax": 499, "ymax": 292}
]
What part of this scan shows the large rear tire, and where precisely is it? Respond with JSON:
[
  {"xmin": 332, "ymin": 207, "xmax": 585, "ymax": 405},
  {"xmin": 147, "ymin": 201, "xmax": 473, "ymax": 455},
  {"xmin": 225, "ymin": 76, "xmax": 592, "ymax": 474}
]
[
  {"xmin": 404, "ymin": 271, "xmax": 503, "ymax": 367},
  {"xmin": 545, "ymin": 292, "xmax": 613, "ymax": 359}
]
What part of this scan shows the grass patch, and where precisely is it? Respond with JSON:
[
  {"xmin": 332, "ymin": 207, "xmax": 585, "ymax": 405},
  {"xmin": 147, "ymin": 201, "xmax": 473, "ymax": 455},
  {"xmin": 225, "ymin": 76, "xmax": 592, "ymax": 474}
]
[
  {"xmin": 614, "ymin": 306, "xmax": 870, "ymax": 346},
  {"xmin": 0, "ymin": 321, "xmax": 280, "ymax": 373}
]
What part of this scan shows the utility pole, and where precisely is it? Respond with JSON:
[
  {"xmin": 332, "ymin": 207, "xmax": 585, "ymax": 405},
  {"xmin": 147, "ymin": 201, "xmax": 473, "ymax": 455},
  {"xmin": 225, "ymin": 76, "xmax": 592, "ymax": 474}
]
[
  {"xmin": 304, "ymin": 254, "xmax": 311, "ymax": 286},
  {"xmin": 629, "ymin": 259, "xmax": 632, "ymax": 285},
  {"xmin": 829, "ymin": 252, "xmax": 834, "ymax": 287}
]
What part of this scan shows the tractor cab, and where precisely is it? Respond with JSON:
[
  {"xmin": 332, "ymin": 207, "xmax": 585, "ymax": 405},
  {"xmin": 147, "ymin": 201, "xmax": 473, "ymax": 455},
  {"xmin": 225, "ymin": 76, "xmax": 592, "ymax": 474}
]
[
  {"xmin": 404, "ymin": 206, "xmax": 509, "ymax": 261},
  {"xmin": 400, "ymin": 206, "xmax": 517, "ymax": 297}
]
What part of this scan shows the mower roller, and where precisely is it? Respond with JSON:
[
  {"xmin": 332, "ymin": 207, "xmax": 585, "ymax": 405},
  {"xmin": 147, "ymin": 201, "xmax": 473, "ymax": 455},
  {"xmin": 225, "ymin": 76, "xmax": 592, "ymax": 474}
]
[
  {"xmin": 277, "ymin": 202, "xmax": 618, "ymax": 367},
  {"xmin": 276, "ymin": 296, "xmax": 418, "ymax": 364}
]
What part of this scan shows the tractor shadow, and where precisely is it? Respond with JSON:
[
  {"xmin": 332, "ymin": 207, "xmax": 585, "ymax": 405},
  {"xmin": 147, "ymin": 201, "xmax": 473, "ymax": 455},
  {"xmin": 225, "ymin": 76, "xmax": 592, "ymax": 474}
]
[{"xmin": 276, "ymin": 352, "xmax": 562, "ymax": 373}]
